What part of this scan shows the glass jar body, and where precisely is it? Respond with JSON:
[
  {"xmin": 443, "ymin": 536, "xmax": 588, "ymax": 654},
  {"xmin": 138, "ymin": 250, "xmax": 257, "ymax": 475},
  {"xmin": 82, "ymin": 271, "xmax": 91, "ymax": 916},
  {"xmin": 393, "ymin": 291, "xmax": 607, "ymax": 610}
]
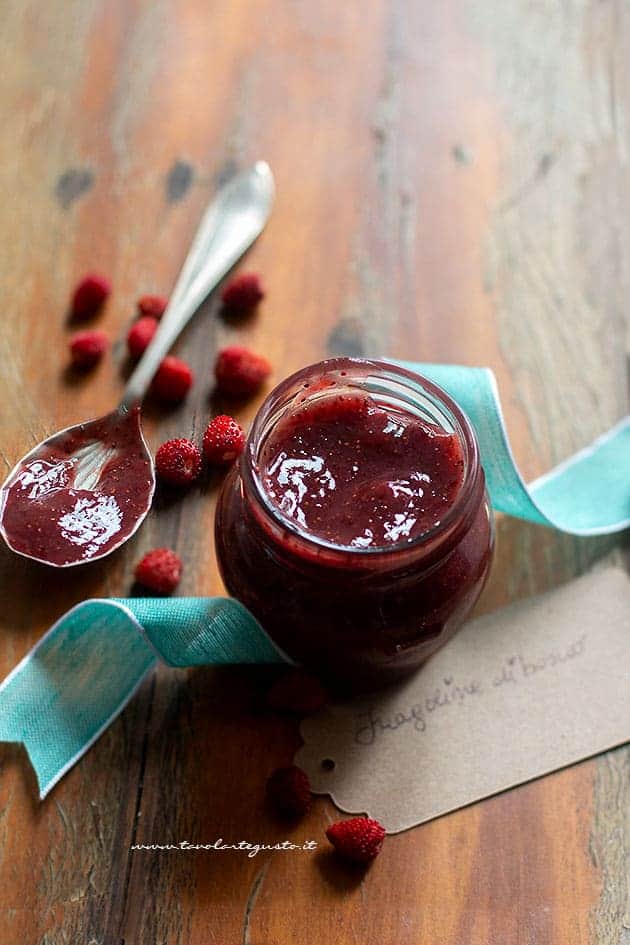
[{"xmin": 215, "ymin": 359, "xmax": 494, "ymax": 688}]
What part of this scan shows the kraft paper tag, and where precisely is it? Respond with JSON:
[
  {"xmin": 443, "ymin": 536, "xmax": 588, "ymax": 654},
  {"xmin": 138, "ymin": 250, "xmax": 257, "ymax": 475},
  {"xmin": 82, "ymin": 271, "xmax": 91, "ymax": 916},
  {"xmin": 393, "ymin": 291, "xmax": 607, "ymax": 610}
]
[{"xmin": 295, "ymin": 566, "xmax": 630, "ymax": 833}]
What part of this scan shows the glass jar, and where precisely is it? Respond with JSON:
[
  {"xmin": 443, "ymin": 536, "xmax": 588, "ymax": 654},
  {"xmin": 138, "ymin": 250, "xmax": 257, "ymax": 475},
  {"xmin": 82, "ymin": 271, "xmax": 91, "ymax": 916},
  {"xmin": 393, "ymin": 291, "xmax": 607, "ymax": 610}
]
[{"xmin": 215, "ymin": 358, "xmax": 494, "ymax": 688}]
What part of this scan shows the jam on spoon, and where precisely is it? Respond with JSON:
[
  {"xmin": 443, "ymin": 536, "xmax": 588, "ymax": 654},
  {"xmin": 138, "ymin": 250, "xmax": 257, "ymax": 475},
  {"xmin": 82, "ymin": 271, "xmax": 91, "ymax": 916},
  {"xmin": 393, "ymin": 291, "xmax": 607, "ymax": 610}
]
[
  {"xmin": 0, "ymin": 162, "xmax": 275, "ymax": 567},
  {"xmin": 0, "ymin": 408, "xmax": 152, "ymax": 567}
]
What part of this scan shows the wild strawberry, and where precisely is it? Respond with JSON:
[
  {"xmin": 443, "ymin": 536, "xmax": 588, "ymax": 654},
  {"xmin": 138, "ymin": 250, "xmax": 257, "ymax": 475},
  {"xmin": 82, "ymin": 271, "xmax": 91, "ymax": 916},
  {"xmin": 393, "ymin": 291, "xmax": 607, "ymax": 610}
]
[
  {"xmin": 214, "ymin": 345, "xmax": 271, "ymax": 397},
  {"xmin": 221, "ymin": 272, "xmax": 265, "ymax": 314},
  {"xmin": 71, "ymin": 273, "xmax": 111, "ymax": 319},
  {"xmin": 326, "ymin": 817, "xmax": 386, "ymax": 864},
  {"xmin": 152, "ymin": 356, "xmax": 193, "ymax": 403},
  {"xmin": 266, "ymin": 765, "xmax": 312, "ymax": 819},
  {"xmin": 137, "ymin": 294, "xmax": 168, "ymax": 319},
  {"xmin": 266, "ymin": 669, "xmax": 328, "ymax": 715},
  {"xmin": 127, "ymin": 316, "xmax": 158, "ymax": 358},
  {"xmin": 202, "ymin": 415, "xmax": 245, "ymax": 465},
  {"xmin": 155, "ymin": 438, "xmax": 201, "ymax": 486},
  {"xmin": 134, "ymin": 548, "xmax": 182, "ymax": 594},
  {"xmin": 69, "ymin": 329, "xmax": 109, "ymax": 368}
]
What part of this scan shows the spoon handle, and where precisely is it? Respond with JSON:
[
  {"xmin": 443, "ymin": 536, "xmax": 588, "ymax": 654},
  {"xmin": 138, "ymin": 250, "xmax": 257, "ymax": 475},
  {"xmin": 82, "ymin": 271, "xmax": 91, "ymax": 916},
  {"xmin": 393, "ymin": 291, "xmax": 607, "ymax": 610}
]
[{"xmin": 120, "ymin": 161, "xmax": 275, "ymax": 410}]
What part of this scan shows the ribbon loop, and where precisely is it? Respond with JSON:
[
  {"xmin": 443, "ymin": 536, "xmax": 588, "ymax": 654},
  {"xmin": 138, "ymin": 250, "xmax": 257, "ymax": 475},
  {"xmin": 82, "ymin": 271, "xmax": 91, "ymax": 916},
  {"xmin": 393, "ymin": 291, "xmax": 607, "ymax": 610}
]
[
  {"xmin": 126, "ymin": 596, "xmax": 282, "ymax": 667},
  {"xmin": 405, "ymin": 363, "xmax": 630, "ymax": 535},
  {"xmin": 0, "ymin": 598, "xmax": 283, "ymax": 798}
]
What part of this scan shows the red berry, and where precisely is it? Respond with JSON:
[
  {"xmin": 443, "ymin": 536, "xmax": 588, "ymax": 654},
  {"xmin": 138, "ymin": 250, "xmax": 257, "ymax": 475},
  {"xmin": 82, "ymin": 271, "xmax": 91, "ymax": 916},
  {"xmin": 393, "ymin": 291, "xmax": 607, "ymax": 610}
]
[
  {"xmin": 138, "ymin": 294, "xmax": 168, "ymax": 319},
  {"xmin": 127, "ymin": 316, "xmax": 158, "ymax": 358},
  {"xmin": 155, "ymin": 438, "xmax": 202, "ymax": 486},
  {"xmin": 69, "ymin": 329, "xmax": 109, "ymax": 368},
  {"xmin": 71, "ymin": 273, "xmax": 111, "ymax": 319},
  {"xmin": 266, "ymin": 765, "xmax": 312, "ymax": 819},
  {"xmin": 203, "ymin": 415, "xmax": 245, "ymax": 465},
  {"xmin": 266, "ymin": 670, "xmax": 328, "ymax": 715},
  {"xmin": 214, "ymin": 345, "xmax": 271, "ymax": 397},
  {"xmin": 326, "ymin": 817, "xmax": 386, "ymax": 864},
  {"xmin": 221, "ymin": 272, "xmax": 265, "ymax": 314},
  {"xmin": 134, "ymin": 548, "xmax": 182, "ymax": 594},
  {"xmin": 152, "ymin": 355, "xmax": 193, "ymax": 403}
]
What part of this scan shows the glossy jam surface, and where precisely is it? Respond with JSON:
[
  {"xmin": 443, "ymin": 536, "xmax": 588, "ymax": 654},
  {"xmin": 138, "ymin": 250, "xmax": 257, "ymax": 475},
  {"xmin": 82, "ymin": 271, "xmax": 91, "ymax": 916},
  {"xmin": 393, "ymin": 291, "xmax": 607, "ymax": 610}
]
[
  {"xmin": 260, "ymin": 392, "xmax": 464, "ymax": 549},
  {"xmin": 216, "ymin": 361, "xmax": 494, "ymax": 689},
  {"xmin": 0, "ymin": 409, "xmax": 153, "ymax": 566}
]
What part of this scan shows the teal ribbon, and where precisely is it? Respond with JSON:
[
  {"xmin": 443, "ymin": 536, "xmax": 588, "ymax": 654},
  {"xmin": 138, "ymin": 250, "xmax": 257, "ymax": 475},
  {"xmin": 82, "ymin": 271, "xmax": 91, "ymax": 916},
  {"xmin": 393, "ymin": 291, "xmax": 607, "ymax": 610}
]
[
  {"xmin": 401, "ymin": 363, "xmax": 629, "ymax": 534},
  {"xmin": 0, "ymin": 598, "xmax": 284, "ymax": 797},
  {"xmin": 0, "ymin": 363, "xmax": 628, "ymax": 798}
]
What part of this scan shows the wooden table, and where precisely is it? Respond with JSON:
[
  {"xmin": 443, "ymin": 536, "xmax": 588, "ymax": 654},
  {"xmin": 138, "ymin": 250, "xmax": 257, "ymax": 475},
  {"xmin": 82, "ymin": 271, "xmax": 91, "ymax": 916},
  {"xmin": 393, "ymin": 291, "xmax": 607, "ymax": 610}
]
[{"xmin": 1, "ymin": 2, "xmax": 628, "ymax": 942}]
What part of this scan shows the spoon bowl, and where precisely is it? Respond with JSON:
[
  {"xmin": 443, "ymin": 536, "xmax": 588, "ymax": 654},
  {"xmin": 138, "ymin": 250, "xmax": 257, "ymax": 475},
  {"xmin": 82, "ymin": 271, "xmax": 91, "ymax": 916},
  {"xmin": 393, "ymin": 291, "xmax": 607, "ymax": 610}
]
[
  {"xmin": 0, "ymin": 407, "xmax": 153, "ymax": 567},
  {"xmin": 0, "ymin": 162, "xmax": 274, "ymax": 567}
]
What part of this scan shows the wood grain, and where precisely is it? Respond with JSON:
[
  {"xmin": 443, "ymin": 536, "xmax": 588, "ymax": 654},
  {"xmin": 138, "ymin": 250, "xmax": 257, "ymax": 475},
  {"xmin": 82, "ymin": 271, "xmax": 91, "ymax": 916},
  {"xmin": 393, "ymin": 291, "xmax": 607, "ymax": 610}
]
[{"xmin": 0, "ymin": 1, "xmax": 628, "ymax": 942}]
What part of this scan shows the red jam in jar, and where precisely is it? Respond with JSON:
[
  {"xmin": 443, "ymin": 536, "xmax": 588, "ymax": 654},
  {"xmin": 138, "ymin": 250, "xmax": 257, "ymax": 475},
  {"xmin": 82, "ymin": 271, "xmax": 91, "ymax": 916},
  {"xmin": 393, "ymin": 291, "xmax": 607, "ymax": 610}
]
[{"xmin": 216, "ymin": 358, "xmax": 494, "ymax": 687}]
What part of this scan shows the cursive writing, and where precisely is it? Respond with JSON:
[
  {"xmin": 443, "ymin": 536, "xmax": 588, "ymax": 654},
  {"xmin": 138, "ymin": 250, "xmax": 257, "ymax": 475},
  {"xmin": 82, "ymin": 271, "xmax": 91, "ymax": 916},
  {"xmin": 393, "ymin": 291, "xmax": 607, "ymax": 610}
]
[
  {"xmin": 353, "ymin": 634, "xmax": 589, "ymax": 746},
  {"xmin": 493, "ymin": 634, "xmax": 587, "ymax": 688},
  {"xmin": 354, "ymin": 675, "xmax": 483, "ymax": 746}
]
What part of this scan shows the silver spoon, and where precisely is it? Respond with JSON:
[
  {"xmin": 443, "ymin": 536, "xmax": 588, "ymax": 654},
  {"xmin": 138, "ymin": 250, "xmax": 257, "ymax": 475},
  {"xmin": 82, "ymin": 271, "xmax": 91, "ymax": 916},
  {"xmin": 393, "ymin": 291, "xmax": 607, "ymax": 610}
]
[{"xmin": 0, "ymin": 162, "xmax": 275, "ymax": 567}]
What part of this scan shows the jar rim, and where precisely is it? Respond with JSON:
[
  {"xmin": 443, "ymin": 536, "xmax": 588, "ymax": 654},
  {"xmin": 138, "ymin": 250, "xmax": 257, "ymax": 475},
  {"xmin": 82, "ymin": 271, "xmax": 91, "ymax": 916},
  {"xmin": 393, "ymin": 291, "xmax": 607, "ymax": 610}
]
[{"xmin": 242, "ymin": 357, "xmax": 481, "ymax": 563}]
